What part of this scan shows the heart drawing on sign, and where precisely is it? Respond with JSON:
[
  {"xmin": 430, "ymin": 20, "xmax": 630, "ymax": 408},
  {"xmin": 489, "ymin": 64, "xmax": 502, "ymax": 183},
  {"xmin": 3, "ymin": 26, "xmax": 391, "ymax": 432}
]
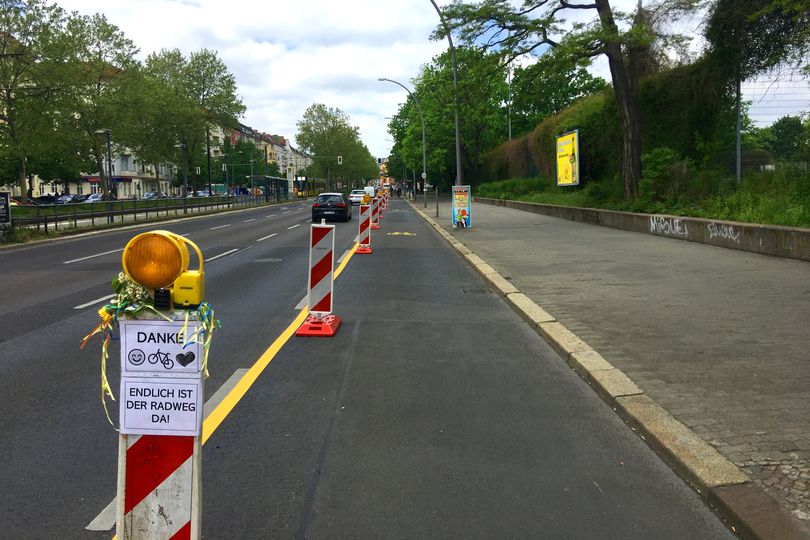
[{"xmin": 176, "ymin": 352, "xmax": 195, "ymax": 367}]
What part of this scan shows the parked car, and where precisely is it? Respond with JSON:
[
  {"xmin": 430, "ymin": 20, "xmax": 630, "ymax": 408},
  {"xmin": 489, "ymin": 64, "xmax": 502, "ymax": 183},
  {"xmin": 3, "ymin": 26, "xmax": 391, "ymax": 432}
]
[
  {"xmin": 142, "ymin": 191, "xmax": 167, "ymax": 200},
  {"xmin": 86, "ymin": 193, "xmax": 117, "ymax": 203},
  {"xmin": 9, "ymin": 196, "xmax": 33, "ymax": 206},
  {"xmin": 312, "ymin": 192, "xmax": 351, "ymax": 222},
  {"xmin": 348, "ymin": 189, "xmax": 366, "ymax": 205},
  {"xmin": 55, "ymin": 194, "xmax": 87, "ymax": 204},
  {"xmin": 32, "ymin": 195, "xmax": 58, "ymax": 205}
]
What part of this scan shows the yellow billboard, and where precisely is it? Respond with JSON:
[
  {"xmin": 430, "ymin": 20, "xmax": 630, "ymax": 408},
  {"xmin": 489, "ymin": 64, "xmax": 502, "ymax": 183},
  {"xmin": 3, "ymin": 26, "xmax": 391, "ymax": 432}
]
[{"xmin": 556, "ymin": 130, "xmax": 580, "ymax": 187}]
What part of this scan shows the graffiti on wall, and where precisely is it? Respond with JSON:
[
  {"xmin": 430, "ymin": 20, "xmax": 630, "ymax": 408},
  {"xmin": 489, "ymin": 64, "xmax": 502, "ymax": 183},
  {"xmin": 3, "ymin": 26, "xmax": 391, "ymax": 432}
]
[
  {"xmin": 650, "ymin": 216, "xmax": 689, "ymax": 237},
  {"xmin": 707, "ymin": 223, "xmax": 741, "ymax": 244}
]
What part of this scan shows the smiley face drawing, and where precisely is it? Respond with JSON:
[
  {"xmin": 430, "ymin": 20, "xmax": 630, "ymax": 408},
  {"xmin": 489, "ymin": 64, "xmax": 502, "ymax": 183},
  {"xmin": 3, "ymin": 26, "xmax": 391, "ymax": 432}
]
[{"xmin": 128, "ymin": 348, "xmax": 146, "ymax": 366}]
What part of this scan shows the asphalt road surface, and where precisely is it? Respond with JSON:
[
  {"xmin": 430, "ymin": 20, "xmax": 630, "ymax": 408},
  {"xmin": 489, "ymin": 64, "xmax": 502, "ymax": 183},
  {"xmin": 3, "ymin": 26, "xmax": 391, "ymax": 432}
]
[{"xmin": 0, "ymin": 199, "xmax": 734, "ymax": 538}]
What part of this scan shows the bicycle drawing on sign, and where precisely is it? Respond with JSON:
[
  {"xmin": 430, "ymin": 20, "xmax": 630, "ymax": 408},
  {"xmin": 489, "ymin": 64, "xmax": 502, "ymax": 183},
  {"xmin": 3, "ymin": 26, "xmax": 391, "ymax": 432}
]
[{"xmin": 147, "ymin": 349, "xmax": 174, "ymax": 370}]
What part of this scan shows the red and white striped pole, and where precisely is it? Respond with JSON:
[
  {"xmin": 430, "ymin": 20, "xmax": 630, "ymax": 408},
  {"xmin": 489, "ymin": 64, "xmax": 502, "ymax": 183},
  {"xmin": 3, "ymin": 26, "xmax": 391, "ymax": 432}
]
[
  {"xmin": 356, "ymin": 204, "xmax": 372, "ymax": 254},
  {"xmin": 117, "ymin": 434, "xmax": 201, "ymax": 539},
  {"xmin": 371, "ymin": 197, "xmax": 381, "ymax": 230},
  {"xmin": 296, "ymin": 222, "xmax": 341, "ymax": 336}
]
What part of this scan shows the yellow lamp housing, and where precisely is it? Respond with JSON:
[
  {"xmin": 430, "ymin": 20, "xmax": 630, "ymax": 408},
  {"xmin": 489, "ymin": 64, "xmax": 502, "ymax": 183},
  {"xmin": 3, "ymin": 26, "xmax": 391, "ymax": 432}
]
[{"xmin": 122, "ymin": 230, "xmax": 205, "ymax": 308}]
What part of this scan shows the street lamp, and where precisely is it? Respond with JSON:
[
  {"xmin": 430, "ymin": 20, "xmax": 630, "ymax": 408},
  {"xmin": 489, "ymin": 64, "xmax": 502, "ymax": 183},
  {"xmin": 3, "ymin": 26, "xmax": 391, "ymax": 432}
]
[
  {"xmin": 94, "ymin": 128, "xmax": 113, "ymax": 223},
  {"xmin": 174, "ymin": 144, "xmax": 188, "ymax": 197},
  {"xmin": 428, "ymin": 0, "xmax": 462, "ymax": 186},
  {"xmin": 379, "ymin": 77, "xmax": 428, "ymax": 207}
]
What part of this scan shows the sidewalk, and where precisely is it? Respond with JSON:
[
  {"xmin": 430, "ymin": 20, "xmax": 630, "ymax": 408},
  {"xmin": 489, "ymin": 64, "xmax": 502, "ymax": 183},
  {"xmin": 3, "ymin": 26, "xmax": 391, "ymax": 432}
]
[{"xmin": 411, "ymin": 197, "xmax": 810, "ymax": 539}]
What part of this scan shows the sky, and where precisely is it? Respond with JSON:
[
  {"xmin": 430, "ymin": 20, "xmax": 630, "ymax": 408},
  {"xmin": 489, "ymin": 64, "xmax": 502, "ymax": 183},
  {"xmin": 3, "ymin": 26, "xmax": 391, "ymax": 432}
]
[{"xmin": 53, "ymin": 0, "xmax": 778, "ymax": 160}]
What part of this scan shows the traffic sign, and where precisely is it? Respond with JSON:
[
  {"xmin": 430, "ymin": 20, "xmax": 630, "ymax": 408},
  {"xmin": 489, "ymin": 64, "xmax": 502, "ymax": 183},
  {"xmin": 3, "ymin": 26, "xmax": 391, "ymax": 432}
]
[
  {"xmin": 421, "ymin": 172, "xmax": 427, "ymax": 179},
  {"xmin": 0, "ymin": 192, "xmax": 10, "ymax": 227}
]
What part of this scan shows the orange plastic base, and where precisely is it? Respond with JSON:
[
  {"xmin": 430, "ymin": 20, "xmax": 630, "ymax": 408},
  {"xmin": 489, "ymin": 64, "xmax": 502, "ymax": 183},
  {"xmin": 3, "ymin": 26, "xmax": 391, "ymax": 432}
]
[
  {"xmin": 296, "ymin": 314, "xmax": 342, "ymax": 337},
  {"xmin": 371, "ymin": 223, "xmax": 380, "ymax": 230},
  {"xmin": 356, "ymin": 245, "xmax": 373, "ymax": 254}
]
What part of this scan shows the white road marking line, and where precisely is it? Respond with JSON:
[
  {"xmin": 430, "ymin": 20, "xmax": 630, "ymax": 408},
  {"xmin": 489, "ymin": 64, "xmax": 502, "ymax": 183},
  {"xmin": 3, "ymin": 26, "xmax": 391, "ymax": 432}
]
[
  {"xmin": 282, "ymin": 211, "xmax": 291, "ymax": 214},
  {"xmin": 266, "ymin": 214, "xmax": 277, "ymax": 218},
  {"xmin": 86, "ymin": 369, "xmax": 250, "ymax": 532},
  {"xmin": 63, "ymin": 248, "xmax": 124, "ymax": 264},
  {"xmin": 256, "ymin": 233, "xmax": 278, "ymax": 242},
  {"xmin": 287, "ymin": 224, "xmax": 300, "ymax": 230},
  {"xmin": 73, "ymin": 294, "xmax": 116, "ymax": 310},
  {"xmin": 243, "ymin": 218, "xmax": 256, "ymax": 223},
  {"xmin": 205, "ymin": 248, "xmax": 239, "ymax": 262},
  {"xmin": 210, "ymin": 224, "xmax": 231, "ymax": 230}
]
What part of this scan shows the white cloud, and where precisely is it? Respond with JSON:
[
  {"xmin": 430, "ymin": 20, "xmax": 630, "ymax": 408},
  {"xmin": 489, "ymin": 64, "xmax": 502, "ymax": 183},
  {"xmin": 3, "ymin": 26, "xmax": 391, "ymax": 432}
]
[
  {"xmin": 61, "ymin": 0, "xmax": 799, "ymax": 160},
  {"xmin": 56, "ymin": 0, "xmax": 447, "ymax": 158}
]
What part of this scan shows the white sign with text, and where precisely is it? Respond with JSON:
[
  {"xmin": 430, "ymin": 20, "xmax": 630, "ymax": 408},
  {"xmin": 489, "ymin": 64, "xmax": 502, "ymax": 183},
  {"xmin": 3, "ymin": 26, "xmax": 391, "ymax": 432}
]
[
  {"xmin": 120, "ymin": 377, "xmax": 203, "ymax": 436},
  {"xmin": 120, "ymin": 319, "xmax": 203, "ymax": 377}
]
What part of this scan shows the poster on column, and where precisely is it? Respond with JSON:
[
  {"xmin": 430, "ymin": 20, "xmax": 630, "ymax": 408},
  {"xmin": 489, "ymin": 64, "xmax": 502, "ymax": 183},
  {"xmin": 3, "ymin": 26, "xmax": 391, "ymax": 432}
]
[
  {"xmin": 451, "ymin": 185, "xmax": 472, "ymax": 229},
  {"xmin": 556, "ymin": 130, "xmax": 580, "ymax": 186}
]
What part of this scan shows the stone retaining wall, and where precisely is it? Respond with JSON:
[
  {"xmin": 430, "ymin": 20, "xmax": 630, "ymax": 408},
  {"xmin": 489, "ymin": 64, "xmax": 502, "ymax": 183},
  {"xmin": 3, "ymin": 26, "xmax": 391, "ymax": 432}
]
[{"xmin": 476, "ymin": 197, "xmax": 810, "ymax": 262}]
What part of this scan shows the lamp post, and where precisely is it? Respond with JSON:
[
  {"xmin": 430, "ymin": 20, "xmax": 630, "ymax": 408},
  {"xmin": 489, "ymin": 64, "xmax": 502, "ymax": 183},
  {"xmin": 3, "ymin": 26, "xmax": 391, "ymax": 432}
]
[
  {"xmin": 428, "ymin": 0, "xmax": 462, "ymax": 186},
  {"xmin": 378, "ymin": 77, "xmax": 428, "ymax": 207},
  {"xmin": 174, "ymin": 144, "xmax": 188, "ymax": 198},
  {"xmin": 94, "ymin": 128, "xmax": 113, "ymax": 223}
]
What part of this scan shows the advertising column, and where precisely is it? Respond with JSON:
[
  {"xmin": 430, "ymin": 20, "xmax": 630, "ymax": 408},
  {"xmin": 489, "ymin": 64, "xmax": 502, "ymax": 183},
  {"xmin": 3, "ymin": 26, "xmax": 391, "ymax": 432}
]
[
  {"xmin": 451, "ymin": 185, "xmax": 472, "ymax": 229},
  {"xmin": 556, "ymin": 130, "xmax": 580, "ymax": 187}
]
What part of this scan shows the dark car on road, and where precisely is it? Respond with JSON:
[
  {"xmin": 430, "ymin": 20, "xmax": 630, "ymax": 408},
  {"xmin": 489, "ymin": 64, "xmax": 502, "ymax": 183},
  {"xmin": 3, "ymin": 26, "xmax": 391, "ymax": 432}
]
[{"xmin": 312, "ymin": 192, "xmax": 352, "ymax": 222}]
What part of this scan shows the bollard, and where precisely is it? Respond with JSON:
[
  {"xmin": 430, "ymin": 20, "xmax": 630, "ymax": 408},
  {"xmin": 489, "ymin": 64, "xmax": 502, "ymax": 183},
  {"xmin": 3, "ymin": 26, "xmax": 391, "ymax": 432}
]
[
  {"xmin": 356, "ymin": 204, "xmax": 372, "ymax": 254},
  {"xmin": 296, "ymin": 222, "xmax": 341, "ymax": 336},
  {"xmin": 371, "ymin": 197, "xmax": 381, "ymax": 230}
]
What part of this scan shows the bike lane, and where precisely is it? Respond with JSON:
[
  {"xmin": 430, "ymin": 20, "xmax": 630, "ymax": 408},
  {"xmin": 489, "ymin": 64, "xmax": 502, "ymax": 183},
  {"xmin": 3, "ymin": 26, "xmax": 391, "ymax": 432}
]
[{"xmin": 200, "ymin": 200, "xmax": 733, "ymax": 538}]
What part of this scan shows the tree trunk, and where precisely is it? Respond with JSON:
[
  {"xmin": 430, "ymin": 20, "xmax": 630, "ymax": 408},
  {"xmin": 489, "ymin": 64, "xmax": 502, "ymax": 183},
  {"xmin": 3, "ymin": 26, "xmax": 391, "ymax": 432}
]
[
  {"xmin": 7, "ymin": 107, "xmax": 30, "ymax": 200},
  {"xmin": 94, "ymin": 150, "xmax": 107, "ymax": 196},
  {"xmin": 595, "ymin": 0, "xmax": 642, "ymax": 199}
]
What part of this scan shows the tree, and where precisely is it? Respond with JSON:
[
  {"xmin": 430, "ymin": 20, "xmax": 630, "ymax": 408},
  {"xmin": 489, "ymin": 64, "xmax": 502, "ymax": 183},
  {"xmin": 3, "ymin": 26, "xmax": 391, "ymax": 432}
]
[
  {"xmin": 296, "ymin": 104, "xmax": 377, "ymax": 190},
  {"xmin": 510, "ymin": 51, "xmax": 608, "ymax": 138},
  {"xmin": 56, "ymin": 12, "xmax": 139, "ymax": 196},
  {"xmin": 0, "ymin": 0, "xmax": 67, "ymax": 199},
  {"xmin": 706, "ymin": 0, "xmax": 810, "ymax": 81},
  {"xmin": 769, "ymin": 116, "xmax": 807, "ymax": 161},
  {"xmin": 442, "ymin": 0, "xmax": 701, "ymax": 198},
  {"xmin": 121, "ymin": 50, "xmax": 199, "ymax": 192},
  {"xmin": 388, "ymin": 48, "xmax": 508, "ymax": 187}
]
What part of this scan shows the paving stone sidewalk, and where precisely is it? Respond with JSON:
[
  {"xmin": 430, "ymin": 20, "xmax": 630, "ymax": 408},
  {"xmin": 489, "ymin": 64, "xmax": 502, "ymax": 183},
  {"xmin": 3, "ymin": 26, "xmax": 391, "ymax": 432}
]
[{"xmin": 424, "ymin": 198, "xmax": 810, "ymax": 528}]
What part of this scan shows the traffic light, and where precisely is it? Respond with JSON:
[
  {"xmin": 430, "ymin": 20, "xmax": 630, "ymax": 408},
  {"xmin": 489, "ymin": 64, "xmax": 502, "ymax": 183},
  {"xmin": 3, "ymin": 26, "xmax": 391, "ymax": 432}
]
[
  {"xmin": 121, "ymin": 230, "xmax": 205, "ymax": 308},
  {"xmin": 337, "ymin": 155, "xmax": 343, "ymax": 165}
]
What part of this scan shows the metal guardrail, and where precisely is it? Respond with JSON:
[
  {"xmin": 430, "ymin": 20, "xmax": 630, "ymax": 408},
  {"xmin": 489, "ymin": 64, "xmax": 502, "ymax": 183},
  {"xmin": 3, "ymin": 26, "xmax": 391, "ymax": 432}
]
[{"xmin": 10, "ymin": 195, "xmax": 287, "ymax": 234}]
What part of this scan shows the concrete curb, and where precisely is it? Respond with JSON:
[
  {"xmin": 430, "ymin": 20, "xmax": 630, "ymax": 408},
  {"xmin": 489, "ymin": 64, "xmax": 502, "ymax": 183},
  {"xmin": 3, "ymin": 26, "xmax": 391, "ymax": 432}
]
[{"xmin": 408, "ymin": 200, "xmax": 810, "ymax": 540}]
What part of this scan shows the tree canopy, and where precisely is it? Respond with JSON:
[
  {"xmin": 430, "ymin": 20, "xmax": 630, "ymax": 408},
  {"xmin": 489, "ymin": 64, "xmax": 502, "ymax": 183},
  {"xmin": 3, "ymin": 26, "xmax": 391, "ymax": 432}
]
[
  {"xmin": 0, "ymin": 5, "xmax": 245, "ymax": 199},
  {"xmin": 296, "ymin": 103, "xmax": 377, "ymax": 189},
  {"xmin": 441, "ymin": 0, "xmax": 702, "ymax": 197}
]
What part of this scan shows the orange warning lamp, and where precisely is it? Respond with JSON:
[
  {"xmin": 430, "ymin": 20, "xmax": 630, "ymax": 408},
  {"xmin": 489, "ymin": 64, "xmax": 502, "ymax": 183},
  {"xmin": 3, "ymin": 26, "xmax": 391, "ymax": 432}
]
[{"xmin": 122, "ymin": 230, "xmax": 205, "ymax": 308}]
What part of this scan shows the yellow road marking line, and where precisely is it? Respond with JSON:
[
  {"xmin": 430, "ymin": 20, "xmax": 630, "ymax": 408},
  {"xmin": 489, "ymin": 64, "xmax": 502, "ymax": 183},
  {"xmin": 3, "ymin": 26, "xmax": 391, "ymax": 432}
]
[{"xmin": 202, "ymin": 240, "xmax": 357, "ymax": 443}]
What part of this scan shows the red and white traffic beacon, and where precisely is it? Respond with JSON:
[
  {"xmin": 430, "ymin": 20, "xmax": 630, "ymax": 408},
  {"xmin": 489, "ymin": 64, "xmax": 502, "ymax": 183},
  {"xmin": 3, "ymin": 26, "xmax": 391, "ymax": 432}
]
[
  {"xmin": 371, "ymin": 196, "xmax": 381, "ymax": 230},
  {"xmin": 356, "ymin": 203, "xmax": 372, "ymax": 254},
  {"xmin": 115, "ymin": 231, "xmax": 209, "ymax": 540},
  {"xmin": 296, "ymin": 221, "xmax": 342, "ymax": 336}
]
